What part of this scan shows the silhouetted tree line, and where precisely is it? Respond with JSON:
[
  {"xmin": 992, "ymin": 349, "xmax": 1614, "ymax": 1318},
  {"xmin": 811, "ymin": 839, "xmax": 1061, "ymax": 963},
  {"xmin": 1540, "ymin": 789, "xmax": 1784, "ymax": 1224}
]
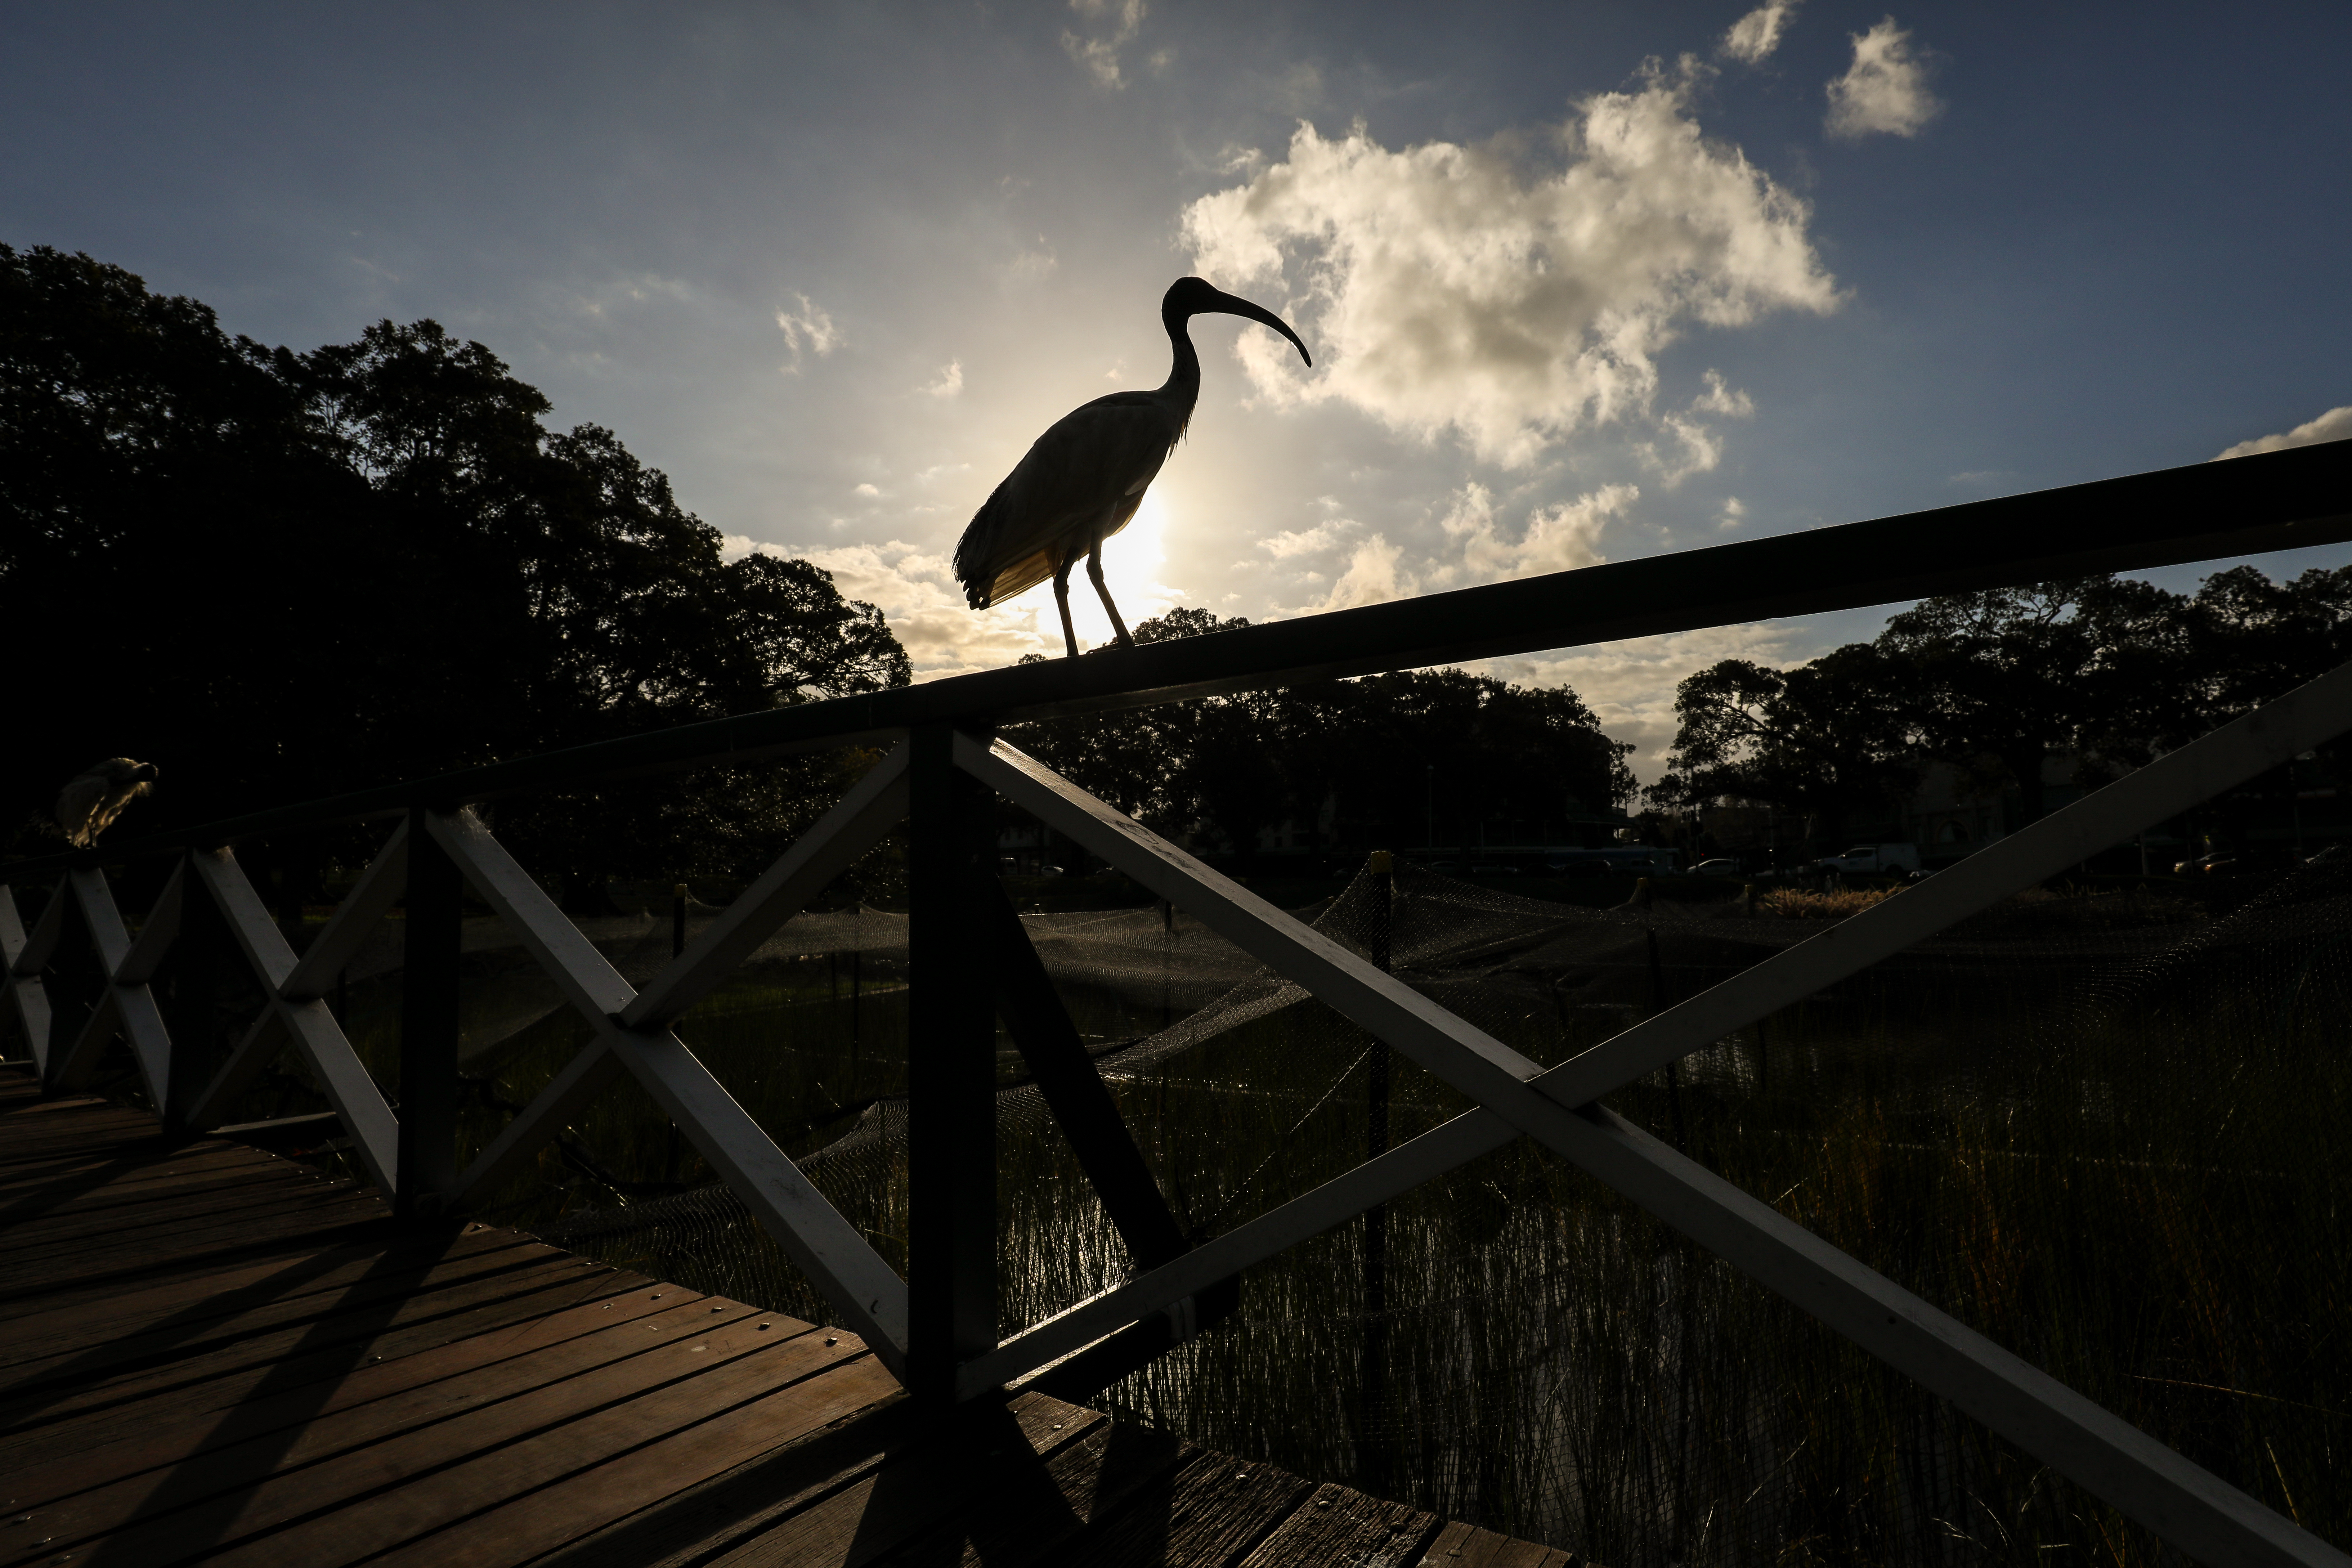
[
  {"xmin": 1012, "ymin": 608, "xmax": 1636, "ymax": 863},
  {"xmin": 1649, "ymin": 568, "xmax": 2352, "ymax": 846},
  {"xmin": 3, "ymin": 244, "xmax": 908, "ymax": 909}
]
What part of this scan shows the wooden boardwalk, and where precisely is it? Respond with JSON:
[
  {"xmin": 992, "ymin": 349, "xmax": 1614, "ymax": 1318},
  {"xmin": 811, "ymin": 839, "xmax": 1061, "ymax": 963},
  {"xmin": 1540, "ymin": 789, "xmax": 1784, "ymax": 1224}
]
[{"xmin": 0, "ymin": 1066, "xmax": 1579, "ymax": 1568}]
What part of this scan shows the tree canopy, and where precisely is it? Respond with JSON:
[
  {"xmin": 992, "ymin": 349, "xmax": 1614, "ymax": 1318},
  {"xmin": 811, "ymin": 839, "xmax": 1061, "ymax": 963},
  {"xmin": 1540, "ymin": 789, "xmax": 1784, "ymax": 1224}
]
[
  {"xmin": 3, "ymin": 245, "xmax": 906, "ymax": 899},
  {"xmin": 1650, "ymin": 567, "xmax": 2352, "ymax": 844},
  {"xmin": 1013, "ymin": 609, "xmax": 1635, "ymax": 862}
]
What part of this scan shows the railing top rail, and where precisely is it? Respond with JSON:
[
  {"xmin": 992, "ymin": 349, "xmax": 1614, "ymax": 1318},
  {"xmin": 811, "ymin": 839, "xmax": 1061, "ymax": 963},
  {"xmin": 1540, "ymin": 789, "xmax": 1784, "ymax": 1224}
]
[{"xmin": 12, "ymin": 440, "xmax": 2350, "ymax": 876}]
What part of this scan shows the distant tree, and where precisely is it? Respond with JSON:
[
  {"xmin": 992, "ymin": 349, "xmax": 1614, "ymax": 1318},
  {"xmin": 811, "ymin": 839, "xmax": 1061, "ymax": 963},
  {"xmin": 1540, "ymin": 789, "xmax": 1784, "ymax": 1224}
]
[
  {"xmin": 1, "ymin": 246, "xmax": 906, "ymax": 907},
  {"xmin": 1651, "ymin": 567, "xmax": 2352, "ymax": 838},
  {"xmin": 1011, "ymin": 609, "xmax": 1633, "ymax": 863}
]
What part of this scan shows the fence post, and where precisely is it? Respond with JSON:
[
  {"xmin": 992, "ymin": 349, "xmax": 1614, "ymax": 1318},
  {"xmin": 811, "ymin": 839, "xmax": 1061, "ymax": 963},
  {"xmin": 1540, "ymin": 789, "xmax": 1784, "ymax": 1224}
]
[
  {"xmin": 1361, "ymin": 849, "xmax": 1395, "ymax": 1490},
  {"xmin": 906, "ymin": 723, "xmax": 997, "ymax": 1403},
  {"xmin": 397, "ymin": 809, "xmax": 462, "ymax": 1218}
]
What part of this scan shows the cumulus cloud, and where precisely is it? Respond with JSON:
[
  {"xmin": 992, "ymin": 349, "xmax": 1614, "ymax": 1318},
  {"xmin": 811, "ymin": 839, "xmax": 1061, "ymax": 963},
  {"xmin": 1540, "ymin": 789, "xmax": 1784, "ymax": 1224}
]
[
  {"xmin": 1642, "ymin": 369, "xmax": 1754, "ymax": 484},
  {"xmin": 1257, "ymin": 520, "xmax": 1360, "ymax": 559},
  {"xmin": 1309, "ymin": 535, "xmax": 1409, "ymax": 612},
  {"xmin": 1720, "ymin": 496, "xmax": 1746, "ymax": 530},
  {"xmin": 774, "ymin": 293, "xmax": 839, "ymax": 371},
  {"xmin": 1434, "ymin": 482, "xmax": 1632, "ymax": 584},
  {"xmin": 1062, "ymin": 0, "xmax": 1145, "ymax": 89},
  {"xmin": 923, "ymin": 360, "xmax": 964, "ymax": 398},
  {"xmin": 1825, "ymin": 18, "xmax": 1940, "ymax": 140},
  {"xmin": 1182, "ymin": 69, "xmax": 1838, "ymax": 467},
  {"xmin": 1721, "ymin": 1, "xmax": 1798, "ymax": 64},
  {"xmin": 2214, "ymin": 405, "xmax": 2352, "ymax": 460}
]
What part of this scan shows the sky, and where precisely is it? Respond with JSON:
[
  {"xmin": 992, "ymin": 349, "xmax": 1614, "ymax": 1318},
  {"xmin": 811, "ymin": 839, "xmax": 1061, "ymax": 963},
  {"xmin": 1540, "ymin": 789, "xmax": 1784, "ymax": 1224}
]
[{"xmin": 8, "ymin": 2, "xmax": 2351, "ymax": 780}]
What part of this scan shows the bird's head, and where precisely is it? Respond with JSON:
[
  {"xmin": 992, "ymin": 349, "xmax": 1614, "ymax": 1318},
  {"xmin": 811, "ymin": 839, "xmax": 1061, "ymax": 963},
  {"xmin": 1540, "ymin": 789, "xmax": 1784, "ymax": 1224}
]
[{"xmin": 1162, "ymin": 277, "xmax": 1311, "ymax": 367}]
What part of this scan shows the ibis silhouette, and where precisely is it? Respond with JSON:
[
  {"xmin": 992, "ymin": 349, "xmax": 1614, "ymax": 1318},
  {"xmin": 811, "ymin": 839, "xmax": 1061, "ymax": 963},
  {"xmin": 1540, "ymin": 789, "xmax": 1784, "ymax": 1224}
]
[{"xmin": 954, "ymin": 278, "xmax": 1310, "ymax": 657}]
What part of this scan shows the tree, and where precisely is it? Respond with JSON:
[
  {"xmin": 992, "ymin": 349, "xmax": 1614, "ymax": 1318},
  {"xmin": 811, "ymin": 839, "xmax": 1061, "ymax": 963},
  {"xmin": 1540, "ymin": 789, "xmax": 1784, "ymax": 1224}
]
[
  {"xmin": 2, "ymin": 246, "xmax": 907, "ymax": 905},
  {"xmin": 1011, "ymin": 610, "xmax": 1634, "ymax": 863}
]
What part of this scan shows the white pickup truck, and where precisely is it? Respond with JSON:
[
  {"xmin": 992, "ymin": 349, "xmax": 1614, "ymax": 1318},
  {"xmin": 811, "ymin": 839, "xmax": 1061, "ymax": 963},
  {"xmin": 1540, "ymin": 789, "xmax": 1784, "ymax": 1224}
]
[{"xmin": 1813, "ymin": 842, "xmax": 1921, "ymax": 876}]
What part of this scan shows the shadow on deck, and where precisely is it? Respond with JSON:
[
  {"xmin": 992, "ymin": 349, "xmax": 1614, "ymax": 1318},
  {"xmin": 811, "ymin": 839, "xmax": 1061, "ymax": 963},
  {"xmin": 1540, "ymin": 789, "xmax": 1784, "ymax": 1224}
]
[{"xmin": 0, "ymin": 1066, "xmax": 1580, "ymax": 1567}]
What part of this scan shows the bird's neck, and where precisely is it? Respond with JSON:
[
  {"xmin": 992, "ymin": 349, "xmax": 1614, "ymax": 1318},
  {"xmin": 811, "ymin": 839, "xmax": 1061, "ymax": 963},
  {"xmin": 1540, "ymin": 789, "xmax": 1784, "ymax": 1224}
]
[{"xmin": 1157, "ymin": 313, "xmax": 1203, "ymax": 426}]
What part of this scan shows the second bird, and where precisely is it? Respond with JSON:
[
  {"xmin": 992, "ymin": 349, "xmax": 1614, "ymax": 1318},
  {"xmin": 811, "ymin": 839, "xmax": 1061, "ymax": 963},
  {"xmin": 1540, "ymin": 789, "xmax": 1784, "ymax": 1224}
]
[{"xmin": 954, "ymin": 277, "xmax": 1311, "ymax": 657}]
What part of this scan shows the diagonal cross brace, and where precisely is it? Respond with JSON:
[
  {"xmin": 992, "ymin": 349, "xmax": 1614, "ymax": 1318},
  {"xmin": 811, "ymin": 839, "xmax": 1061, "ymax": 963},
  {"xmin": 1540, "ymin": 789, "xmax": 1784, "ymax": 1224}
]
[
  {"xmin": 973, "ymin": 867, "xmax": 1238, "ymax": 1398},
  {"xmin": 0, "ymin": 884, "xmax": 52, "ymax": 1072},
  {"xmin": 423, "ymin": 809, "xmax": 911, "ymax": 1378},
  {"xmin": 186, "ymin": 849, "xmax": 403, "ymax": 1195},
  {"xmin": 954, "ymin": 731, "xmax": 2350, "ymax": 1568},
  {"xmin": 455, "ymin": 749, "xmax": 910, "ymax": 1209}
]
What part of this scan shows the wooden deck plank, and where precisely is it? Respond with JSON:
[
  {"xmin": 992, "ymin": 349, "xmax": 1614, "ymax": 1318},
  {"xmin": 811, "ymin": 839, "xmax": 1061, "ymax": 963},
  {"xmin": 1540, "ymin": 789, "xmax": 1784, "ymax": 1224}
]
[
  {"xmin": 0, "ymin": 1272, "xmax": 678, "ymax": 1515},
  {"xmin": 0, "ymin": 1294, "xmax": 772, "ymax": 1559},
  {"xmin": 0, "ymin": 1266, "xmax": 650, "ymax": 1476},
  {"xmin": 0, "ymin": 1071, "xmax": 1587, "ymax": 1568},
  {"xmin": 0, "ymin": 1165, "xmax": 298, "ymax": 1230},
  {"xmin": 178, "ymin": 1322, "xmax": 870, "ymax": 1567},
  {"xmin": 1, "ymin": 1190, "xmax": 387, "ymax": 1286},
  {"xmin": 1235, "ymin": 1480, "xmax": 1442, "ymax": 1568},
  {"xmin": 863, "ymin": 1405, "xmax": 1193, "ymax": 1568},
  {"xmin": 0, "ymin": 1142, "xmax": 264, "ymax": 1196},
  {"xmin": 0, "ymin": 1224, "xmax": 527, "ymax": 1362},
  {"xmin": 1029, "ymin": 1448, "xmax": 1318, "ymax": 1568},
  {"xmin": 4, "ymin": 1176, "xmax": 365, "ymax": 1259},
  {"xmin": 0, "ymin": 1236, "xmax": 558, "ymax": 1389},
  {"xmin": 371, "ymin": 1345, "xmax": 906, "ymax": 1568},
  {"xmin": 0, "ymin": 1255, "xmax": 611, "ymax": 1437},
  {"xmin": 688, "ymin": 1394, "xmax": 1101, "ymax": 1568},
  {"xmin": 0, "ymin": 1219, "xmax": 409, "ymax": 1325},
  {"xmin": 0, "ymin": 1199, "xmax": 392, "ymax": 1305},
  {"xmin": 1424, "ymin": 1519, "xmax": 1588, "ymax": 1567}
]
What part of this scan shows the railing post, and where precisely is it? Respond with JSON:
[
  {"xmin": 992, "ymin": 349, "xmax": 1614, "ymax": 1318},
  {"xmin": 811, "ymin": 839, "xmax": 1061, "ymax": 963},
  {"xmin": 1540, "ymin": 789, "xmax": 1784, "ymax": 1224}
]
[
  {"xmin": 163, "ymin": 855, "xmax": 221, "ymax": 1130},
  {"xmin": 906, "ymin": 723, "xmax": 997, "ymax": 1403},
  {"xmin": 397, "ymin": 809, "xmax": 462, "ymax": 1218}
]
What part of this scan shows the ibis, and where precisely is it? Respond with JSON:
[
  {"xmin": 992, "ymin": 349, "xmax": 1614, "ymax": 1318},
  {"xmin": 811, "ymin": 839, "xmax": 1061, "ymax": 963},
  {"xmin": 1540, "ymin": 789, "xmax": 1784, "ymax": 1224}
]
[{"xmin": 954, "ymin": 277, "xmax": 1310, "ymax": 656}]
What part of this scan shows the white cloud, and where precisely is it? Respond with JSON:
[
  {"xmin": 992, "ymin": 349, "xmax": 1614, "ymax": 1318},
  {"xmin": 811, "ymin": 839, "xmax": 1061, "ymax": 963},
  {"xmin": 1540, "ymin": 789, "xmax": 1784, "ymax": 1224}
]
[
  {"xmin": 1062, "ymin": 0, "xmax": 1145, "ymax": 89},
  {"xmin": 1720, "ymin": 496, "xmax": 1747, "ymax": 530},
  {"xmin": 1434, "ymin": 481, "xmax": 1632, "ymax": 585},
  {"xmin": 1721, "ymin": 1, "xmax": 1798, "ymax": 64},
  {"xmin": 923, "ymin": 360, "xmax": 964, "ymax": 398},
  {"xmin": 1289, "ymin": 535, "xmax": 1409, "ymax": 615},
  {"xmin": 2214, "ymin": 405, "xmax": 2352, "ymax": 460},
  {"xmin": 1641, "ymin": 369, "xmax": 1754, "ymax": 484},
  {"xmin": 854, "ymin": 482, "xmax": 881, "ymax": 497},
  {"xmin": 1182, "ymin": 69, "xmax": 1838, "ymax": 467},
  {"xmin": 1257, "ymin": 520, "xmax": 1359, "ymax": 558},
  {"xmin": 774, "ymin": 293, "xmax": 839, "ymax": 371},
  {"xmin": 1825, "ymin": 18, "xmax": 1940, "ymax": 140}
]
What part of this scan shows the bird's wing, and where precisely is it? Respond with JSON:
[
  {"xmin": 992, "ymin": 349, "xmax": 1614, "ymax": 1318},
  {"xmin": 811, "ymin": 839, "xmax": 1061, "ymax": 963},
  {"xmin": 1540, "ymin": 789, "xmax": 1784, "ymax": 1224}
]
[
  {"xmin": 55, "ymin": 776, "xmax": 104, "ymax": 848},
  {"xmin": 955, "ymin": 393, "xmax": 1182, "ymax": 607}
]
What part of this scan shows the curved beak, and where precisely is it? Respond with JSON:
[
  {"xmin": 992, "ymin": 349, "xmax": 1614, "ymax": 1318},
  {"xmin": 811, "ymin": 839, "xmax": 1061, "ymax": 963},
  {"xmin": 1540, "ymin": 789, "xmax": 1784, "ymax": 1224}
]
[{"xmin": 1207, "ymin": 288, "xmax": 1312, "ymax": 368}]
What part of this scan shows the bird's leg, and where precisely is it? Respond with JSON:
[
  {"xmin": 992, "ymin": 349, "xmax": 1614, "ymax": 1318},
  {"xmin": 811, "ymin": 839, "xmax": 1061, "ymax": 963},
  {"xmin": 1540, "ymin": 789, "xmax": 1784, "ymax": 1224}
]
[
  {"xmin": 1087, "ymin": 542, "xmax": 1135, "ymax": 650},
  {"xmin": 1052, "ymin": 548, "xmax": 1081, "ymax": 658}
]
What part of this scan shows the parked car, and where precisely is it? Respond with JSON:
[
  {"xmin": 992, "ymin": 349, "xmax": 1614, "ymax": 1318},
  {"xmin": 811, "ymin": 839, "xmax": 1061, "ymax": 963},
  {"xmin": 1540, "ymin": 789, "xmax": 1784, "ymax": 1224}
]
[
  {"xmin": 1812, "ymin": 843, "xmax": 1921, "ymax": 876},
  {"xmin": 1690, "ymin": 858, "xmax": 1743, "ymax": 877}
]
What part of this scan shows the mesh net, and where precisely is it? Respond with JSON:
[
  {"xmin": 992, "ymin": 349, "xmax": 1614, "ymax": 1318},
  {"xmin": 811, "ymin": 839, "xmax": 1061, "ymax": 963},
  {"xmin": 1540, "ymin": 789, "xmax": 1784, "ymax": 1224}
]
[{"xmin": 272, "ymin": 856, "xmax": 2349, "ymax": 1565}]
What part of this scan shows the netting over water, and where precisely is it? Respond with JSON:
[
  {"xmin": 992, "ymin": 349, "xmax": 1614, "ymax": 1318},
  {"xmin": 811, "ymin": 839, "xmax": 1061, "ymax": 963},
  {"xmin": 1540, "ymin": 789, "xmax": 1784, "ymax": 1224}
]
[{"xmin": 377, "ymin": 863, "xmax": 2347, "ymax": 1565}]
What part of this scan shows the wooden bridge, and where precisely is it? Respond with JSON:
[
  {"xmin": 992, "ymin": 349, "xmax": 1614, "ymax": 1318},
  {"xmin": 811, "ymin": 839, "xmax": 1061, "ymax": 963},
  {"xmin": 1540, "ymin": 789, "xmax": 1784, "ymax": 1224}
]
[
  {"xmin": 0, "ymin": 1066, "xmax": 1571, "ymax": 1567},
  {"xmin": 9, "ymin": 443, "xmax": 2352, "ymax": 1565}
]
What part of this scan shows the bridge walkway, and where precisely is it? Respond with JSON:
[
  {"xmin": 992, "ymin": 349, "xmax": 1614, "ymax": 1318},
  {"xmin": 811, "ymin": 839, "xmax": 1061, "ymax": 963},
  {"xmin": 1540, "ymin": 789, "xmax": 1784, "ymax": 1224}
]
[{"xmin": 0, "ymin": 1066, "xmax": 1577, "ymax": 1568}]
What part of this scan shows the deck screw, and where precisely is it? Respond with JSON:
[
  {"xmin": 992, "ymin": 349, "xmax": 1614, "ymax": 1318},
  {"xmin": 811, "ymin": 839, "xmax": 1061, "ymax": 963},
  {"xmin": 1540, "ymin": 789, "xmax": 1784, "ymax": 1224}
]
[
  {"xmin": 710, "ymin": 1305, "xmax": 723, "ymax": 1313},
  {"xmin": 760, "ymin": 1323, "xmax": 772, "ymax": 1330},
  {"xmin": 824, "ymin": 1336, "xmax": 837, "ymax": 1345}
]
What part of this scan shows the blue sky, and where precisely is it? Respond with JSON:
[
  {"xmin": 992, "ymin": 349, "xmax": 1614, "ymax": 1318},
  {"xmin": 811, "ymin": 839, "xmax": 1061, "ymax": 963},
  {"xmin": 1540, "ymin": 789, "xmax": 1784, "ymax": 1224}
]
[{"xmin": 9, "ymin": 3, "xmax": 2349, "ymax": 775}]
